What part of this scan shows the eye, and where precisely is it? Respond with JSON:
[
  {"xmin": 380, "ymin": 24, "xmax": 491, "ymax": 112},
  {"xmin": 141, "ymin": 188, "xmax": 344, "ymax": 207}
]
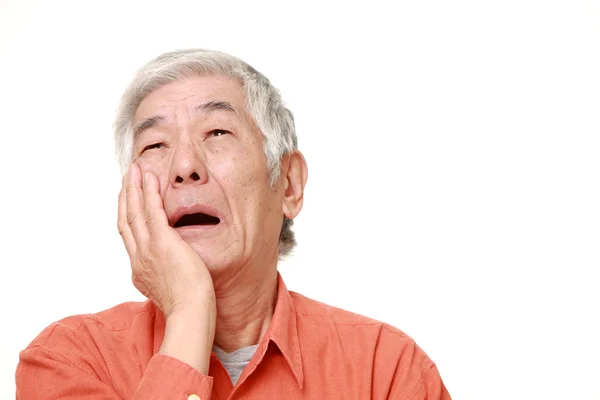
[
  {"xmin": 141, "ymin": 143, "xmax": 164, "ymax": 153},
  {"xmin": 208, "ymin": 129, "xmax": 231, "ymax": 138}
]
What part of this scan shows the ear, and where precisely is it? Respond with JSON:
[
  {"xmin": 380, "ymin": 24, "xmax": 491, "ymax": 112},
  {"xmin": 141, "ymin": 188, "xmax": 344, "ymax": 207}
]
[{"xmin": 281, "ymin": 150, "xmax": 308, "ymax": 219}]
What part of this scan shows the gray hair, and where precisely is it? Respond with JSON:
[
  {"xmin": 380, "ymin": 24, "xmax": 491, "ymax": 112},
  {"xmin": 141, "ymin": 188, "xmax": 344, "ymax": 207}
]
[{"xmin": 113, "ymin": 49, "xmax": 298, "ymax": 257}]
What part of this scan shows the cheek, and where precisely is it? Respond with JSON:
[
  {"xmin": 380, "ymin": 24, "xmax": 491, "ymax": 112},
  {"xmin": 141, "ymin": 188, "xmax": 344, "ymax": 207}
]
[
  {"xmin": 223, "ymin": 154, "xmax": 265, "ymax": 189},
  {"xmin": 135, "ymin": 160, "xmax": 170, "ymax": 196},
  {"xmin": 208, "ymin": 150, "xmax": 270, "ymax": 216}
]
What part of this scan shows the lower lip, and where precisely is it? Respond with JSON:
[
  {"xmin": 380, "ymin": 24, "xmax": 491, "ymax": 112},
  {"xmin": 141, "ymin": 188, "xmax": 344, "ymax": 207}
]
[{"xmin": 174, "ymin": 224, "xmax": 221, "ymax": 233}]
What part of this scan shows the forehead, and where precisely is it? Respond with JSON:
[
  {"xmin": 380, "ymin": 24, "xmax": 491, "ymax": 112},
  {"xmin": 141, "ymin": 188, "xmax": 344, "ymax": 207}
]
[{"xmin": 134, "ymin": 75, "xmax": 247, "ymax": 121}]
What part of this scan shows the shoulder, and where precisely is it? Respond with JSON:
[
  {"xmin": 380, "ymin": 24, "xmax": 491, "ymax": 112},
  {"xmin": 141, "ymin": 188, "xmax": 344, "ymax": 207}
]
[
  {"xmin": 23, "ymin": 300, "xmax": 157, "ymax": 353},
  {"xmin": 289, "ymin": 291, "xmax": 445, "ymax": 396},
  {"xmin": 290, "ymin": 290, "xmax": 411, "ymax": 331},
  {"xmin": 290, "ymin": 290, "xmax": 426, "ymax": 358},
  {"xmin": 17, "ymin": 301, "xmax": 162, "ymax": 398}
]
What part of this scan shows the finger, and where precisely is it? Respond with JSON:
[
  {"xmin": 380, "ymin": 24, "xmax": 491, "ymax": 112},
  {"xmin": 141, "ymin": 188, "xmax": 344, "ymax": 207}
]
[
  {"xmin": 117, "ymin": 177, "xmax": 136, "ymax": 258},
  {"xmin": 125, "ymin": 163, "xmax": 150, "ymax": 245},
  {"xmin": 142, "ymin": 171, "xmax": 169, "ymax": 234}
]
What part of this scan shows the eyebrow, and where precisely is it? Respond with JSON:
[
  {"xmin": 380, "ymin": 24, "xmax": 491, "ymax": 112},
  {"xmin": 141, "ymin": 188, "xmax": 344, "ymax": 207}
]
[
  {"xmin": 133, "ymin": 116, "xmax": 165, "ymax": 140},
  {"xmin": 195, "ymin": 100, "xmax": 236, "ymax": 115},
  {"xmin": 133, "ymin": 100, "xmax": 237, "ymax": 140}
]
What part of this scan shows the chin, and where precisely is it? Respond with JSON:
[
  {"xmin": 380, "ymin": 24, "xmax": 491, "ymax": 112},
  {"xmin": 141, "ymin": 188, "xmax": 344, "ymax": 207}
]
[{"xmin": 186, "ymin": 239, "xmax": 241, "ymax": 274}]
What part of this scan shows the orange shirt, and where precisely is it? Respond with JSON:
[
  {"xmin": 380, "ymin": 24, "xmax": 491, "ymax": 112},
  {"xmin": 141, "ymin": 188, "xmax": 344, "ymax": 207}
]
[{"xmin": 16, "ymin": 273, "xmax": 450, "ymax": 399}]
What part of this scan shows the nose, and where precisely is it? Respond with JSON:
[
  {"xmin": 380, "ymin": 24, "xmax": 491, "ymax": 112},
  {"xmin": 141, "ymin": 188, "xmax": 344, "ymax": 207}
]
[{"xmin": 169, "ymin": 141, "xmax": 208, "ymax": 187}]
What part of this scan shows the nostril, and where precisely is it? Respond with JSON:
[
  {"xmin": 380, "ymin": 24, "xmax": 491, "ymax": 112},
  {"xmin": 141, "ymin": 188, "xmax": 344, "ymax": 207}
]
[{"xmin": 174, "ymin": 173, "xmax": 200, "ymax": 183}]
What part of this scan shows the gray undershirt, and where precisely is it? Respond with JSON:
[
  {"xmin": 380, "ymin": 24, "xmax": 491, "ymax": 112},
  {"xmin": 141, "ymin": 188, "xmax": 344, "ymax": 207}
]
[{"xmin": 212, "ymin": 344, "xmax": 259, "ymax": 385}]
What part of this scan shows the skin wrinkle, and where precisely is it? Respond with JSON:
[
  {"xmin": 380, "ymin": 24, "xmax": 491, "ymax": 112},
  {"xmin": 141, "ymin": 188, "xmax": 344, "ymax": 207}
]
[
  {"xmin": 131, "ymin": 75, "xmax": 306, "ymax": 353},
  {"xmin": 17, "ymin": 51, "xmax": 451, "ymax": 398}
]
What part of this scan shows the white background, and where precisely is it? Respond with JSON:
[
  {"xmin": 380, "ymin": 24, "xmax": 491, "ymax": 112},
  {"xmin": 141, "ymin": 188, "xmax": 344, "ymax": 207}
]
[{"xmin": 1, "ymin": 1, "xmax": 599, "ymax": 399}]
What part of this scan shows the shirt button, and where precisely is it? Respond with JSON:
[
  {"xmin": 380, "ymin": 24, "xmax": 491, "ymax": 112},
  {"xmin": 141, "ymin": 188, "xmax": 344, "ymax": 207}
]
[{"xmin": 188, "ymin": 394, "xmax": 201, "ymax": 400}]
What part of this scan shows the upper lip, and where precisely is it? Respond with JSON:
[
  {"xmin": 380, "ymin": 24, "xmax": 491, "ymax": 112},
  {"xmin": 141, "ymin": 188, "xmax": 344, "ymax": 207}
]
[{"xmin": 167, "ymin": 204, "xmax": 222, "ymax": 227}]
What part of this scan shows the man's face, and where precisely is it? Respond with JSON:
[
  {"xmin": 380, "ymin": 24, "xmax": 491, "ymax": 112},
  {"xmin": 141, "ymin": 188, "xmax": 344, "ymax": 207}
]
[{"xmin": 132, "ymin": 76, "xmax": 285, "ymax": 272}]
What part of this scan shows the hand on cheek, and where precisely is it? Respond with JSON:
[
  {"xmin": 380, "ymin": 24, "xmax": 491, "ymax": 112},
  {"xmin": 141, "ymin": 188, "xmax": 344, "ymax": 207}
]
[
  {"xmin": 117, "ymin": 163, "xmax": 216, "ymax": 317},
  {"xmin": 117, "ymin": 163, "xmax": 217, "ymax": 374}
]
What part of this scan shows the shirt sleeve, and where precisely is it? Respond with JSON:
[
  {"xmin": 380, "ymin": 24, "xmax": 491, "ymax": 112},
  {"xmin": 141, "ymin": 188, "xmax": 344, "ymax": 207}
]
[
  {"xmin": 409, "ymin": 364, "xmax": 451, "ymax": 400},
  {"xmin": 371, "ymin": 325, "xmax": 451, "ymax": 400},
  {"xmin": 16, "ymin": 347, "xmax": 213, "ymax": 400}
]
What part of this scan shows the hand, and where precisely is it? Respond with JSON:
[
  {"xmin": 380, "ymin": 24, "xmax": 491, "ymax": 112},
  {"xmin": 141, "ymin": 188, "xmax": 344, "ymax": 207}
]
[
  {"xmin": 117, "ymin": 163, "xmax": 216, "ymax": 318},
  {"xmin": 118, "ymin": 164, "xmax": 216, "ymax": 374}
]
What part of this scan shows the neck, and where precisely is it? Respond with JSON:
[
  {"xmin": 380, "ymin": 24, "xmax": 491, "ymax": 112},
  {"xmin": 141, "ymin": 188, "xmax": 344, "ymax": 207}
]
[{"xmin": 212, "ymin": 265, "xmax": 278, "ymax": 353}]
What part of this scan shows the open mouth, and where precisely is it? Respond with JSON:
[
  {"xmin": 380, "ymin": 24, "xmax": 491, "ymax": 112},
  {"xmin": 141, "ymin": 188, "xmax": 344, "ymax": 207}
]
[{"xmin": 173, "ymin": 213, "xmax": 220, "ymax": 227}]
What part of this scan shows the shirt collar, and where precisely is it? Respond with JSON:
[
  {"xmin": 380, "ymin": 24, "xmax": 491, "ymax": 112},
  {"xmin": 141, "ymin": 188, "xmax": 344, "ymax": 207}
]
[
  {"xmin": 266, "ymin": 272, "xmax": 304, "ymax": 389},
  {"xmin": 152, "ymin": 272, "xmax": 304, "ymax": 389}
]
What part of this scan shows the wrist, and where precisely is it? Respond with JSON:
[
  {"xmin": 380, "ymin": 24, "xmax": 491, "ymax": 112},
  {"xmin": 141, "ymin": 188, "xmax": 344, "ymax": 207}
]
[{"xmin": 159, "ymin": 302, "xmax": 216, "ymax": 375}]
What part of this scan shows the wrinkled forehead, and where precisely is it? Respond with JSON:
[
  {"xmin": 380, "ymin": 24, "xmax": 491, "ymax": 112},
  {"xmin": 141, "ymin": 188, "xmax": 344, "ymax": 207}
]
[{"xmin": 134, "ymin": 75, "xmax": 249, "ymax": 120}]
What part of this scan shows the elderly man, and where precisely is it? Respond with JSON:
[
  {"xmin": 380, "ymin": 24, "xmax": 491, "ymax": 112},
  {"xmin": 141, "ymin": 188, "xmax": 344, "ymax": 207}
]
[{"xmin": 16, "ymin": 49, "xmax": 450, "ymax": 399}]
